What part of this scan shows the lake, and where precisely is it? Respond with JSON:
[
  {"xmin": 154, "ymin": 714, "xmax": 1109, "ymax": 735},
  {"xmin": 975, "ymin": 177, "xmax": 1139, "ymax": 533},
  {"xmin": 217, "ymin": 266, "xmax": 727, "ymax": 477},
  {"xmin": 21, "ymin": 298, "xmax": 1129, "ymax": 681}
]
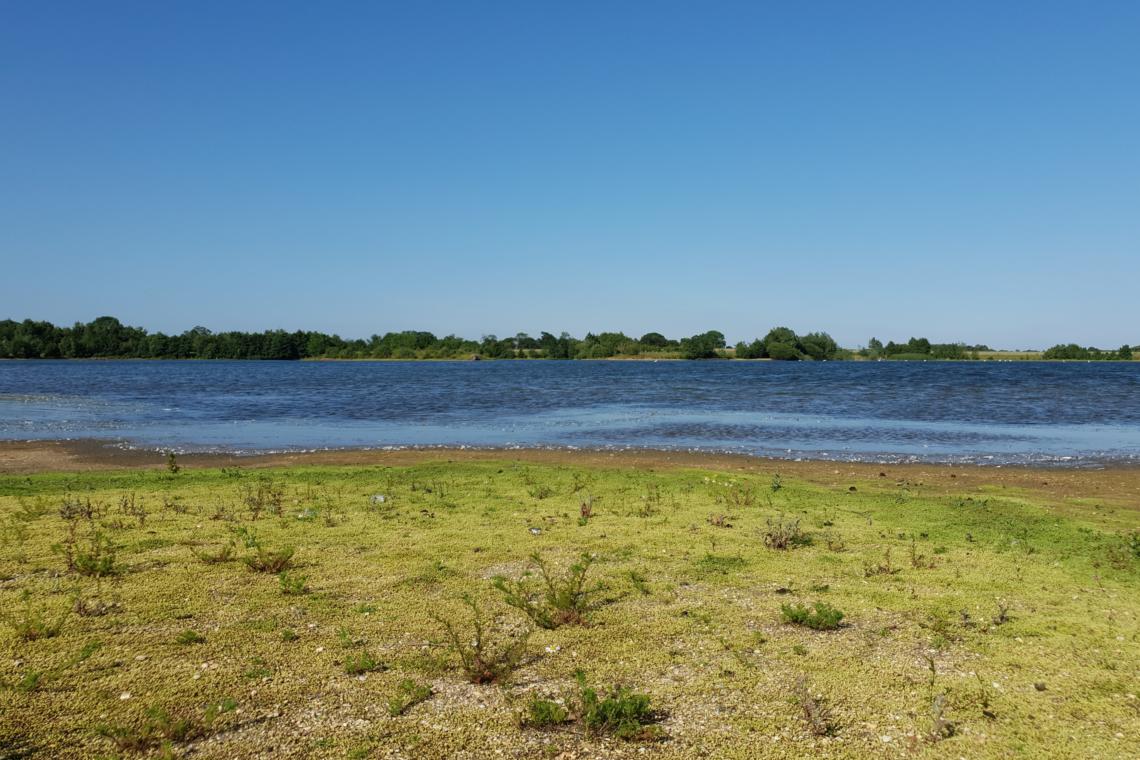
[{"xmin": 1, "ymin": 359, "xmax": 1138, "ymax": 466}]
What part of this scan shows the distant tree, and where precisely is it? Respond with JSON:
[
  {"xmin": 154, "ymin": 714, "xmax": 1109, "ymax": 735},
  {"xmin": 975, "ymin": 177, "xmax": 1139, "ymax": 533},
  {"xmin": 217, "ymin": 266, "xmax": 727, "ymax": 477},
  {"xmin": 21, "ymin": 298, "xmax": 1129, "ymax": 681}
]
[
  {"xmin": 680, "ymin": 330, "xmax": 725, "ymax": 359},
  {"xmin": 799, "ymin": 332, "xmax": 838, "ymax": 361},
  {"xmin": 639, "ymin": 332, "xmax": 669, "ymax": 348},
  {"xmin": 735, "ymin": 339, "xmax": 766, "ymax": 359},
  {"xmin": 1119, "ymin": 344, "xmax": 1134, "ymax": 361},
  {"xmin": 763, "ymin": 326, "xmax": 801, "ymax": 360},
  {"xmin": 766, "ymin": 341, "xmax": 801, "ymax": 361}
]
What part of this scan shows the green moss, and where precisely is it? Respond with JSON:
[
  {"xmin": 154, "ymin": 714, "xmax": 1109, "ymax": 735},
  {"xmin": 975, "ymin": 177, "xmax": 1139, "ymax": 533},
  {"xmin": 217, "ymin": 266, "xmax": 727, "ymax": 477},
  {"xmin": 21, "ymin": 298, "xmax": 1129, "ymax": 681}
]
[{"xmin": 1, "ymin": 460, "xmax": 1137, "ymax": 757}]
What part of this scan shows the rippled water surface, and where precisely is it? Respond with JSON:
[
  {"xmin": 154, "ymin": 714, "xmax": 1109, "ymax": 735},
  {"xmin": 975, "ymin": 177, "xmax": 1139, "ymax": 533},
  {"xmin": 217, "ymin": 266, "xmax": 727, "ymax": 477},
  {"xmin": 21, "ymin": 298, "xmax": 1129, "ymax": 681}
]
[{"xmin": 2, "ymin": 360, "xmax": 1139, "ymax": 466}]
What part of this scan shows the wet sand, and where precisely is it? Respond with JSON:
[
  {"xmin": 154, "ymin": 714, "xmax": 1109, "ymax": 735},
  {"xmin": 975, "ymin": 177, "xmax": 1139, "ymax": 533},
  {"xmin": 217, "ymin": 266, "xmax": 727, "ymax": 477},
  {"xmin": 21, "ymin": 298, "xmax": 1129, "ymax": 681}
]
[{"xmin": 2, "ymin": 438, "xmax": 1138, "ymax": 509}]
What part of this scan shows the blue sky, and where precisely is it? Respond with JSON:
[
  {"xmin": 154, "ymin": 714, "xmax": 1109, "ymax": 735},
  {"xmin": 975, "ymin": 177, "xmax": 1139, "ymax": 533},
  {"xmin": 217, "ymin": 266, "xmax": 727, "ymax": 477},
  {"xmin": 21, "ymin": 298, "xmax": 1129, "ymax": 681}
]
[{"xmin": 2, "ymin": 2, "xmax": 1138, "ymax": 348}]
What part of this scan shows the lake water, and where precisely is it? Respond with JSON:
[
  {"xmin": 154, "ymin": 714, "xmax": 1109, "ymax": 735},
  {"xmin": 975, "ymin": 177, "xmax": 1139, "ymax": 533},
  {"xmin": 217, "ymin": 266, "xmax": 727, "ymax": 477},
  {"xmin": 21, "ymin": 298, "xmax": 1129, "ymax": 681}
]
[{"xmin": 1, "ymin": 360, "xmax": 1139, "ymax": 466}]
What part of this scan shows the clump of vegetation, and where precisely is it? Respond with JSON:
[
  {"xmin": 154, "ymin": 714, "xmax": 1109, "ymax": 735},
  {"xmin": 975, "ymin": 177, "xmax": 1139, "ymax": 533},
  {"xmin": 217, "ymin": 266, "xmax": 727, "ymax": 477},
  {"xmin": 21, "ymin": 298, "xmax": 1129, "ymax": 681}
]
[
  {"xmin": 578, "ymin": 495, "xmax": 594, "ymax": 525},
  {"xmin": 435, "ymin": 594, "xmax": 529, "ymax": 684},
  {"xmin": 388, "ymin": 679, "xmax": 432, "ymax": 716},
  {"xmin": 235, "ymin": 528, "xmax": 295, "ymax": 573},
  {"xmin": 576, "ymin": 670, "xmax": 661, "ymax": 741},
  {"xmin": 863, "ymin": 547, "xmax": 899, "ymax": 577},
  {"xmin": 278, "ymin": 570, "xmax": 308, "ymax": 595},
  {"xmin": 192, "ymin": 542, "xmax": 235, "ymax": 564},
  {"xmin": 763, "ymin": 514, "xmax": 811, "ymax": 549},
  {"xmin": 166, "ymin": 451, "xmax": 181, "ymax": 474},
  {"xmin": 493, "ymin": 552, "xmax": 599, "ymax": 629},
  {"xmin": 241, "ymin": 479, "xmax": 285, "ymax": 519},
  {"xmin": 781, "ymin": 601, "xmax": 845, "ymax": 630},
  {"xmin": 343, "ymin": 650, "xmax": 386, "ymax": 675},
  {"xmin": 96, "ymin": 699, "xmax": 237, "ymax": 753},
  {"xmin": 54, "ymin": 522, "xmax": 120, "ymax": 578},
  {"xmin": 929, "ymin": 693, "xmax": 956, "ymax": 741},
  {"xmin": 175, "ymin": 629, "xmax": 206, "ymax": 645},
  {"xmin": 524, "ymin": 695, "xmax": 569, "ymax": 727},
  {"xmin": 5, "ymin": 590, "xmax": 68, "ymax": 641},
  {"xmin": 707, "ymin": 513, "xmax": 732, "ymax": 528},
  {"xmin": 793, "ymin": 676, "xmax": 835, "ymax": 736},
  {"xmin": 118, "ymin": 492, "xmax": 147, "ymax": 527}
]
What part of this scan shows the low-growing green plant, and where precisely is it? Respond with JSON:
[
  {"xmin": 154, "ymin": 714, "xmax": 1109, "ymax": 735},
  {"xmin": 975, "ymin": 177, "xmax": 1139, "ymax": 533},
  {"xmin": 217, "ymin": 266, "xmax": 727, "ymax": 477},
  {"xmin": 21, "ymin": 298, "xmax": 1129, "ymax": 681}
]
[
  {"xmin": 627, "ymin": 569, "xmax": 651, "ymax": 596},
  {"xmin": 780, "ymin": 601, "xmax": 845, "ymax": 630},
  {"xmin": 387, "ymin": 679, "xmax": 432, "ymax": 716},
  {"xmin": 54, "ymin": 525, "xmax": 119, "ymax": 578},
  {"xmin": 243, "ymin": 544, "xmax": 295, "ymax": 573},
  {"xmin": 343, "ymin": 650, "xmax": 386, "ymax": 675},
  {"xmin": 493, "ymin": 552, "xmax": 599, "ymax": 629},
  {"xmin": 763, "ymin": 514, "xmax": 811, "ymax": 549},
  {"xmin": 278, "ymin": 570, "xmax": 308, "ymax": 595},
  {"xmin": 281, "ymin": 628, "xmax": 299, "ymax": 642},
  {"xmin": 863, "ymin": 547, "xmax": 899, "ymax": 577},
  {"xmin": 5, "ymin": 590, "xmax": 68, "ymax": 641},
  {"xmin": 192, "ymin": 542, "xmax": 235, "ymax": 564},
  {"xmin": 435, "ymin": 594, "xmax": 529, "ymax": 684},
  {"xmin": 524, "ymin": 696, "xmax": 569, "ymax": 727},
  {"xmin": 575, "ymin": 670, "xmax": 661, "ymax": 741},
  {"xmin": 175, "ymin": 629, "xmax": 206, "ymax": 645},
  {"xmin": 96, "ymin": 699, "xmax": 236, "ymax": 752}
]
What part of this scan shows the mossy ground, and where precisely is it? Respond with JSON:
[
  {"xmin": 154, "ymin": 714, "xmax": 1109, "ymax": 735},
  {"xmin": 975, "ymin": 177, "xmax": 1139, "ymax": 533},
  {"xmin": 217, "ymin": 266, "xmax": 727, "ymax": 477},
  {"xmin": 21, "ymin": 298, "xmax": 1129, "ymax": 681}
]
[{"xmin": 0, "ymin": 460, "xmax": 1137, "ymax": 758}]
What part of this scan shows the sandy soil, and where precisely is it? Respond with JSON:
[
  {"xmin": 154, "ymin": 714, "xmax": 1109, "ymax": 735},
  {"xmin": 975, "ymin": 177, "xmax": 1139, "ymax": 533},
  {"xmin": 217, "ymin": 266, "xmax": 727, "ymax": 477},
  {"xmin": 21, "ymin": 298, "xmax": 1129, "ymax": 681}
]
[{"xmin": 2, "ymin": 439, "xmax": 1138, "ymax": 510}]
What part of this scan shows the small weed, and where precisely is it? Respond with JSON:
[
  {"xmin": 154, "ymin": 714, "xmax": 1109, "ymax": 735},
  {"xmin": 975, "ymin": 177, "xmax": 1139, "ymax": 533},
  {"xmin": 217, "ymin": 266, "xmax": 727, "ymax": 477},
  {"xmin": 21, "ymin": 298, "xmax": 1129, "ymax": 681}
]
[
  {"xmin": 243, "ymin": 545, "xmax": 295, "ymax": 573},
  {"xmin": 793, "ymin": 676, "xmax": 835, "ymax": 736},
  {"xmin": 991, "ymin": 600, "xmax": 1013, "ymax": 627},
  {"xmin": 343, "ymin": 651, "xmax": 386, "ymax": 675},
  {"xmin": 5, "ymin": 590, "xmax": 68, "ymax": 641},
  {"xmin": 929, "ymin": 693, "xmax": 956, "ymax": 741},
  {"xmin": 627, "ymin": 569, "xmax": 651, "ymax": 596},
  {"xmin": 792, "ymin": 644, "xmax": 808, "ymax": 656},
  {"xmin": 388, "ymin": 679, "xmax": 432, "ymax": 716},
  {"xmin": 763, "ymin": 514, "xmax": 811, "ymax": 549},
  {"xmin": 863, "ymin": 547, "xmax": 899, "ymax": 577},
  {"xmin": 576, "ymin": 670, "xmax": 661, "ymax": 741},
  {"xmin": 434, "ymin": 594, "xmax": 529, "ymax": 684},
  {"xmin": 281, "ymin": 628, "xmax": 299, "ymax": 642},
  {"xmin": 278, "ymin": 570, "xmax": 308, "ymax": 595},
  {"xmin": 780, "ymin": 602, "xmax": 845, "ymax": 630},
  {"xmin": 525, "ymin": 696, "xmax": 569, "ymax": 727},
  {"xmin": 166, "ymin": 451, "xmax": 181, "ymax": 474},
  {"xmin": 493, "ymin": 552, "xmax": 599, "ymax": 629},
  {"xmin": 192, "ymin": 542, "xmax": 235, "ymax": 564},
  {"xmin": 175, "ymin": 629, "xmax": 206, "ymax": 645},
  {"xmin": 97, "ymin": 699, "xmax": 236, "ymax": 752},
  {"xmin": 707, "ymin": 513, "xmax": 732, "ymax": 528}
]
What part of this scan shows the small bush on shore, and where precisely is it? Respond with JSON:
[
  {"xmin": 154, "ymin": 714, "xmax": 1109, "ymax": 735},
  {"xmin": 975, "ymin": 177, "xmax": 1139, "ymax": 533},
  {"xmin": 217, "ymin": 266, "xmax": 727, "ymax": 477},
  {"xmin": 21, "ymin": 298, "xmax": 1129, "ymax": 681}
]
[
  {"xmin": 781, "ymin": 602, "xmax": 845, "ymax": 630},
  {"xmin": 493, "ymin": 552, "xmax": 599, "ymax": 629},
  {"xmin": 435, "ymin": 594, "xmax": 529, "ymax": 684}
]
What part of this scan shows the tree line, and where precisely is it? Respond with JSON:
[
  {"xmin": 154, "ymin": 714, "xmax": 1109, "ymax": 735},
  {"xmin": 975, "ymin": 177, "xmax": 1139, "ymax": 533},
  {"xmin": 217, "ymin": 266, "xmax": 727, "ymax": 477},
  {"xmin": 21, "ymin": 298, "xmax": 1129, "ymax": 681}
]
[{"xmin": 0, "ymin": 317, "xmax": 1134, "ymax": 361}]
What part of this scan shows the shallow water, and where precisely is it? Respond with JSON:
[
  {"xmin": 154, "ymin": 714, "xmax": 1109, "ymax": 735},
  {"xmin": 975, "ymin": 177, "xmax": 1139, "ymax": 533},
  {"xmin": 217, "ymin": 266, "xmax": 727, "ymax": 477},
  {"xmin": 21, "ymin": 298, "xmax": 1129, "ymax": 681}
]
[{"xmin": 1, "ymin": 359, "xmax": 1138, "ymax": 466}]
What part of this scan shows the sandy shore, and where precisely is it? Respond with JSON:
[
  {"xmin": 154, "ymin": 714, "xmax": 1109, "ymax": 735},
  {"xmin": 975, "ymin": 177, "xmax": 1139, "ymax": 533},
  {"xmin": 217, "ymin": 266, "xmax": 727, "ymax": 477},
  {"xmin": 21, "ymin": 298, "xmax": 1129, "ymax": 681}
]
[{"xmin": 3, "ymin": 438, "xmax": 1139, "ymax": 509}]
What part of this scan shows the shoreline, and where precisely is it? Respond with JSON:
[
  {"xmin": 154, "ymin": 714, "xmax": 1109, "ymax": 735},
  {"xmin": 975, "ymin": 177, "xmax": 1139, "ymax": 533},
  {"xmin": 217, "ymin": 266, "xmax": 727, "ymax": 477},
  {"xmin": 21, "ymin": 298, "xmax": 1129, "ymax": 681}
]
[{"xmin": 4, "ymin": 438, "xmax": 1139, "ymax": 507}]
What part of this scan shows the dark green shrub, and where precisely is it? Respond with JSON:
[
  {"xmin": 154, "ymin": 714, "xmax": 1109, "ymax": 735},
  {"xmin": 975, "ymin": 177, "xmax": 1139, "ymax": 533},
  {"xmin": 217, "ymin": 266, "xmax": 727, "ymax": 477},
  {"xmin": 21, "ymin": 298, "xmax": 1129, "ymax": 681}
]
[
  {"xmin": 525, "ymin": 696, "xmax": 569, "ymax": 727},
  {"xmin": 175, "ymin": 629, "xmax": 206, "ymax": 645},
  {"xmin": 780, "ymin": 602, "xmax": 845, "ymax": 630},
  {"xmin": 576, "ymin": 670, "xmax": 660, "ymax": 740}
]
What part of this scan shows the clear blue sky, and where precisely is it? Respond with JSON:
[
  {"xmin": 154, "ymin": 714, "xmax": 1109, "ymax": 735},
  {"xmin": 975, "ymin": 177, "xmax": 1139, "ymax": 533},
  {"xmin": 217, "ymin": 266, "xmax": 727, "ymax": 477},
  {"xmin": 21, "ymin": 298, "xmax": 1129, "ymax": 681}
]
[{"xmin": 2, "ymin": 1, "xmax": 1138, "ymax": 349}]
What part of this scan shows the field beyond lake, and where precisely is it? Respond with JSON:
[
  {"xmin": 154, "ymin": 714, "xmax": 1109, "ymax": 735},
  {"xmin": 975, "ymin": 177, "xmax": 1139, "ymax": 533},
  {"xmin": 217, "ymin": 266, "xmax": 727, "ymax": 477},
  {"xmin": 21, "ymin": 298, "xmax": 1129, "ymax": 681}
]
[{"xmin": 1, "ymin": 448, "xmax": 1137, "ymax": 758}]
